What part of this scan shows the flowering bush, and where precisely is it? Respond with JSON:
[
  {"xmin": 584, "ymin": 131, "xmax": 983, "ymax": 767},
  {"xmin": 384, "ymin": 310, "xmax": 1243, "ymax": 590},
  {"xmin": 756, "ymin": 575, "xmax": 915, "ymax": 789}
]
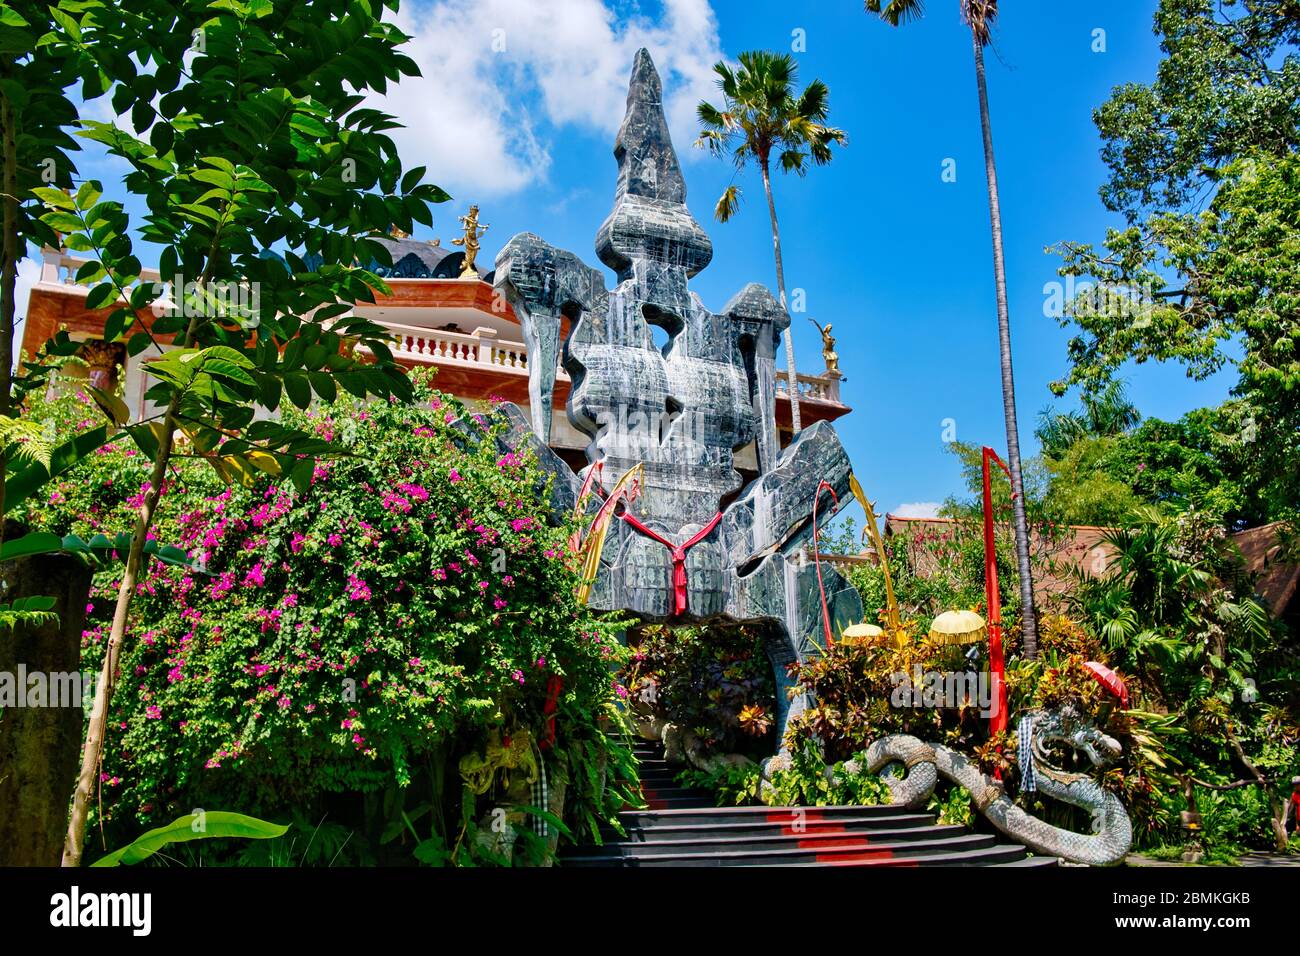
[
  {"xmin": 618, "ymin": 623, "xmax": 776, "ymax": 756},
  {"xmin": 27, "ymin": 371, "xmax": 635, "ymax": 864}
]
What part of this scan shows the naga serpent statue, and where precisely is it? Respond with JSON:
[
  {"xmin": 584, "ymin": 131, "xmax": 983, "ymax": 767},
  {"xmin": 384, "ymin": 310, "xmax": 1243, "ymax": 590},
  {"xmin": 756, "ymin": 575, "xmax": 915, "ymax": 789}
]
[{"xmin": 865, "ymin": 704, "xmax": 1133, "ymax": 866}]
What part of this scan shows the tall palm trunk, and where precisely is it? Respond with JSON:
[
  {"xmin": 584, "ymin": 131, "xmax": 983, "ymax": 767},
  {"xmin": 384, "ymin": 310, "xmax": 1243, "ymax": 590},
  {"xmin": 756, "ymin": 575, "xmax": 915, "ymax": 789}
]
[
  {"xmin": 760, "ymin": 159, "xmax": 802, "ymax": 433},
  {"xmin": 972, "ymin": 36, "xmax": 1038, "ymax": 658},
  {"xmin": 0, "ymin": 87, "xmax": 19, "ymax": 549}
]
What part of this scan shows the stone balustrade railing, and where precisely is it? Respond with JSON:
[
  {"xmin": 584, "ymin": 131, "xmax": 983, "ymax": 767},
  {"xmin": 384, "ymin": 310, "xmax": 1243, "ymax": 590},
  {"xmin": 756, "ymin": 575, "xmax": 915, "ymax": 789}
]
[
  {"xmin": 39, "ymin": 248, "xmax": 162, "ymax": 287},
  {"xmin": 776, "ymin": 368, "xmax": 842, "ymax": 404},
  {"xmin": 383, "ymin": 321, "xmax": 542, "ymax": 375}
]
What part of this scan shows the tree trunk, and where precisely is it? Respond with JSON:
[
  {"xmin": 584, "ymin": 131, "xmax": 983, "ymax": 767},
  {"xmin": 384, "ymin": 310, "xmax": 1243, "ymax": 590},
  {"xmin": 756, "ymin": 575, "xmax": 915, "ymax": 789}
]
[
  {"xmin": 0, "ymin": 85, "xmax": 20, "ymax": 550},
  {"xmin": 1227, "ymin": 730, "xmax": 1290, "ymax": 852},
  {"xmin": 971, "ymin": 37, "xmax": 1037, "ymax": 658},
  {"xmin": 61, "ymin": 405, "xmax": 179, "ymax": 865},
  {"xmin": 0, "ymin": 548, "xmax": 93, "ymax": 865},
  {"xmin": 760, "ymin": 160, "xmax": 801, "ymax": 434}
]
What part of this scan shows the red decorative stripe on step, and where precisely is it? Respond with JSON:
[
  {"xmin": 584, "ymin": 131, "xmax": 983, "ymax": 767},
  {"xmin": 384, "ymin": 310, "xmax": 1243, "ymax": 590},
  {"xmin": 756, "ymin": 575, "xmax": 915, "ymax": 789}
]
[{"xmin": 797, "ymin": 837, "xmax": 871, "ymax": 850}]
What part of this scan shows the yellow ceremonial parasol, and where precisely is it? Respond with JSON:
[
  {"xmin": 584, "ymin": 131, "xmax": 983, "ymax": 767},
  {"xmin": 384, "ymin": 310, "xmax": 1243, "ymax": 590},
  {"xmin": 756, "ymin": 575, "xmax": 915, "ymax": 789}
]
[
  {"xmin": 928, "ymin": 609, "xmax": 988, "ymax": 645},
  {"xmin": 840, "ymin": 622, "xmax": 885, "ymax": 646}
]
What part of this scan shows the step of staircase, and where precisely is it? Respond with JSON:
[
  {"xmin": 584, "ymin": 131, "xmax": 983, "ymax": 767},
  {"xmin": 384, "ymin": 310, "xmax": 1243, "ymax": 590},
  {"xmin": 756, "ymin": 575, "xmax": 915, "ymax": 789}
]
[{"xmin": 563, "ymin": 742, "xmax": 1059, "ymax": 869}]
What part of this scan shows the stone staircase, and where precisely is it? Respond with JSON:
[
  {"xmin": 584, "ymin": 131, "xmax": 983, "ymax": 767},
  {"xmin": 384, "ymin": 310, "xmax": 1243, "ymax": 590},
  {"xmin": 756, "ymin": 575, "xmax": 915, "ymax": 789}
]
[{"xmin": 560, "ymin": 740, "xmax": 1057, "ymax": 867}]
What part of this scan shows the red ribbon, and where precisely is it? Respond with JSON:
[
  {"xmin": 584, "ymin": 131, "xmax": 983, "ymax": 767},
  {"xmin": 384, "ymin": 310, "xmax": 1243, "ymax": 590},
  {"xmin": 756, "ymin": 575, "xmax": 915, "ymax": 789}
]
[
  {"xmin": 982, "ymin": 447, "xmax": 1013, "ymax": 737},
  {"xmin": 620, "ymin": 510, "xmax": 723, "ymax": 617},
  {"xmin": 540, "ymin": 674, "xmax": 563, "ymax": 750}
]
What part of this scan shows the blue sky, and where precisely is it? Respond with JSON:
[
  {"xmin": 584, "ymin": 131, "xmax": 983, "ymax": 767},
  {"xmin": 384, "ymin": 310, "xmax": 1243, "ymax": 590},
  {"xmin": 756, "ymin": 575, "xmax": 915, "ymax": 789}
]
[{"xmin": 26, "ymin": 0, "xmax": 1239, "ymax": 525}]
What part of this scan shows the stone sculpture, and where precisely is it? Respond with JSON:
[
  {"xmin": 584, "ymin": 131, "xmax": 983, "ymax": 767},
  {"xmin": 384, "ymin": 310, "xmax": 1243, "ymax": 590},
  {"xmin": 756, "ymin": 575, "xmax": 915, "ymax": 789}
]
[
  {"xmin": 492, "ymin": 49, "xmax": 863, "ymax": 751},
  {"xmin": 866, "ymin": 704, "xmax": 1134, "ymax": 865}
]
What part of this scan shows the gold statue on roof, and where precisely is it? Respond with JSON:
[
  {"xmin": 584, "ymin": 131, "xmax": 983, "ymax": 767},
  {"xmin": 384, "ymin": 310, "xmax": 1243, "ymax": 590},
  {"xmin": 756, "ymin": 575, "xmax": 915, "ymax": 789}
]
[
  {"xmin": 809, "ymin": 317, "xmax": 841, "ymax": 378},
  {"xmin": 452, "ymin": 204, "xmax": 490, "ymax": 279}
]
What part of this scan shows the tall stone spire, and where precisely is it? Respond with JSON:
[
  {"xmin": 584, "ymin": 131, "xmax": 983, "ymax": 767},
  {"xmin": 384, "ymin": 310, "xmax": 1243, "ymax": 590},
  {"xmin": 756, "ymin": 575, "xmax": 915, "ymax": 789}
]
[{"xmin": 595, "ymin": 48, "xmax": 712, "ymax": 283}]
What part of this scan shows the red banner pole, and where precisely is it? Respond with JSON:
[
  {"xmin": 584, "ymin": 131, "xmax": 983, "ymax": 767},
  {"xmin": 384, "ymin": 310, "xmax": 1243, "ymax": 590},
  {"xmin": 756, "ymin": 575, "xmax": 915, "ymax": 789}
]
[{"xmin": 982, "ymin": 446, "xmax": 1009, "ymax": 736}]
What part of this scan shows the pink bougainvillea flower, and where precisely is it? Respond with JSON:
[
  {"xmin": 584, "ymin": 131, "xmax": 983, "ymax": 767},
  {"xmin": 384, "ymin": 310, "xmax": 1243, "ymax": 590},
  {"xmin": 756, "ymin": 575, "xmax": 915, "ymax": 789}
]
[
  {"xmin": 145, "ymin": 705, "xmax": 162, "ymax": 720},
  {"xmin": 448, "ymin": 468, "xmax": 462, "ymax": 482}
]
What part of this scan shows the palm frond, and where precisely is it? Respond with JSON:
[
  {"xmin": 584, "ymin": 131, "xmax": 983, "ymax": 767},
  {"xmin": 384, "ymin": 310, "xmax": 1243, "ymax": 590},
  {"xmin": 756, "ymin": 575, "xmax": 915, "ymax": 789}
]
[
  {"xmin": 779, "ymin": 149, "xmax": 806, "ymax": 175},
  {"xmin": 866, "ymin": 0, "xmax": 926, "ymax": 27},
  {"xmin": 693, "ymin": 126, "xmax": 731, "ymax": 157},
  {"xmin": 961, "ymin": 0, "xmax": 998, "ymax": 45},
  {"xmin": 795, "ymin": 78, "xmax": 831, "ymax": 121},
  {"xmin": 712, "ymin": 61, "xmax": 738, "ymax": 98},
  {"xmin": 714, "ymin": 184, "xmax": 741, "ymax": 223}
]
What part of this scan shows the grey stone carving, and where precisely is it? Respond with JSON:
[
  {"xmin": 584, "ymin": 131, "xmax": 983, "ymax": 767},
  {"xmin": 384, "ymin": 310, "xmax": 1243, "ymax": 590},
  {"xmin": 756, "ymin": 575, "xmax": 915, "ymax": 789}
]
[{"xmin": 493, "ymin": 49, "xmax": 862, "ymax": 750}]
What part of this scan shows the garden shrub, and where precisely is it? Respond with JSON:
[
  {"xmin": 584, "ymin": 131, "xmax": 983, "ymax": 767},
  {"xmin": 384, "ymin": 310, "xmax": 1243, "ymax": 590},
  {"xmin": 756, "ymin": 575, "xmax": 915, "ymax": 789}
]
[
  {"xmin": 619, "ymin": 622, "xmax": 776, "ymax": 757},
  {"xmin": 783, "ymin": 614, "xmax": 1172, "ymax": 839},
  {"xmin": 27, "ymin": 370, "xmax": 636, "ymax": 864}
]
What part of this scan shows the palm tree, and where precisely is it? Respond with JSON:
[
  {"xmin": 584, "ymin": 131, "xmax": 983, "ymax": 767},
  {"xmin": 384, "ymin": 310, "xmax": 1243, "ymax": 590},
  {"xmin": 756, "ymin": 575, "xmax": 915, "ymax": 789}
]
[
  {"xmin": 865, "ymin": 0, "xmax": 1041, "ymax": 657},
  {"xmin": 1036, "ymin": 380, "xmax": 1142, "ymax": 459},
  {"xmin": 696, "ymin": 51, "xmax": 846, "ymax": 434}
]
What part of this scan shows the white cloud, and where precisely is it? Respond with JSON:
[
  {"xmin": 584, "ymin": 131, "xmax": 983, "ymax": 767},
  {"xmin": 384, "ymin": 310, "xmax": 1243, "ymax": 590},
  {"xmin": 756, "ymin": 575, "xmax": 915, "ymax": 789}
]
[
  {"xmin": 892, "ymin": 502, "xmax": 943, "ymax": 519},
  {"xmin": 375, "ymin": 0, "xmax": 725, "ymax": 197}
]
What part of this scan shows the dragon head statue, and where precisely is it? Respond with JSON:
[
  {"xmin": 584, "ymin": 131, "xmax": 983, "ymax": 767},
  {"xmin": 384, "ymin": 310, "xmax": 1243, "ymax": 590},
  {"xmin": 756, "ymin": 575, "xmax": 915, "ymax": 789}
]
[{"xmin": 1031, "ymin": 703, "xmax": 1122, "ymax": 769}]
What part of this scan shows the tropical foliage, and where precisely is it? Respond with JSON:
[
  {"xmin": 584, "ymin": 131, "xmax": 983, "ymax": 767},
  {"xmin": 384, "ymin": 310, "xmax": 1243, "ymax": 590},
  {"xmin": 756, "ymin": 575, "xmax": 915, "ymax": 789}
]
[
  {"xmin": 1052, "ymin": 0, "xmax": 1300, "ymax": 532},
  {"xmin": 619, "ymin": 622, "xmax": 777, "ymax": 757},
  {"xmin": 26, "ymin": 371, "xmax": 638, "ymax": 865}
]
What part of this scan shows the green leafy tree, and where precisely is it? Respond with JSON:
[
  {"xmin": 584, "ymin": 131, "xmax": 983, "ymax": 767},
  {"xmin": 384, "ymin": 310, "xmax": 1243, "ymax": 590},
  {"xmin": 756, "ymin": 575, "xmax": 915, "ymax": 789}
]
[
  {"xmin": 695, "ymin": 50, "xmax": 846, "ymax": 433},
  {"xmin": 866, "ymin": 0, "xmax": 1040, "ymax": 657},
  {"xmin": 1051, "ymin": 0, "xmax": 1300, "ymax": 530},
  {"xmin": 1065, "ymin": 506, "xmax": 1299, "ymax": 851},
  {"xmin": 0, "ymin": 0, "xmax": 121, "ymax": 557},
  {"xmin": 1036, "ymin": 398, "xmax": 1277, "ymax": 529},
  {"xmin": 15, "ymin": 0, "xmax": 449, "ymax": 866},
  {"xmin": 1034, "ymin": 382, "xmax": 1143, "ymax": 526}
]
